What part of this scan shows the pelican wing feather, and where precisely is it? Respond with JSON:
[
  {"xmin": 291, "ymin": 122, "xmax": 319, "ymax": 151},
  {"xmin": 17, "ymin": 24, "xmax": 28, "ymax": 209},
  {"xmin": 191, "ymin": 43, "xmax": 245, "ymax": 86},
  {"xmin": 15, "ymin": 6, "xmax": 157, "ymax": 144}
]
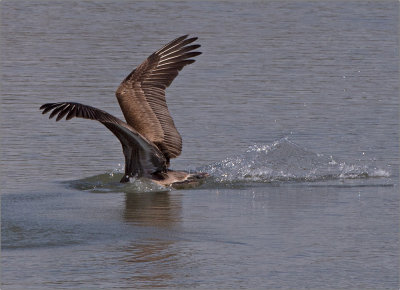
[
  {"xmin": 40, "ymin": 102, "xmax": 167, "ymax": 180},
  {"xmin": 115, "ymin": 35, "xmax": 201, "ymax": 160}
]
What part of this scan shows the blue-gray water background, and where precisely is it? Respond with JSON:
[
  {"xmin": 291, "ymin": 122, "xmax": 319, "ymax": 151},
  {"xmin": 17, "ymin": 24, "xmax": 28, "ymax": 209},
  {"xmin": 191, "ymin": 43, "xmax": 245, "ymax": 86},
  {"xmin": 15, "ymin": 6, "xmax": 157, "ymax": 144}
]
[{"xmin": 1, "ymin": 1, "xmax": 399, "ymax": 289}]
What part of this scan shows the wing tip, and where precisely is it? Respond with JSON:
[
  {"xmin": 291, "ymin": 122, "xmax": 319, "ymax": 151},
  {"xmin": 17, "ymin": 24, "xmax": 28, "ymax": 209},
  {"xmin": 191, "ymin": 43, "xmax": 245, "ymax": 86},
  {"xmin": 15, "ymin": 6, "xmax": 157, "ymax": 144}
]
[
  {"xmin": 187, "ymin": 36, "xmax": 198, "ymax": 42},
  {"xmin": 178, "ymin": 35, "xmax": 199, "ymax": 44}
]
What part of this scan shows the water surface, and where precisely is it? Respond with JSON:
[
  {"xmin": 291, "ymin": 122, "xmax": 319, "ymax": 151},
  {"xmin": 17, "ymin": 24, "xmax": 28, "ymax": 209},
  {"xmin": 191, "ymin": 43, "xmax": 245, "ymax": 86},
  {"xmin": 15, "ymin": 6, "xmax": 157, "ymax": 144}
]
[{"xmin": 1, "ymin": 1, "xmax": 398, "ymax": 289}]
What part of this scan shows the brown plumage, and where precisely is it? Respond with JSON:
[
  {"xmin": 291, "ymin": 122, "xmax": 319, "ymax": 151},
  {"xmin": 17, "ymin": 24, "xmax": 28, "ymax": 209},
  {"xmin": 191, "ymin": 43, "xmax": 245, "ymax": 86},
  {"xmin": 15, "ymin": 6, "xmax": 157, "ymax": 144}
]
[
  {"xmin": 40, "ymin": 35, "xmax": 207, "ymax": 187},
  {"xmin": 116, "ymin": 35, "xmax": 201, "ymax": 162}
]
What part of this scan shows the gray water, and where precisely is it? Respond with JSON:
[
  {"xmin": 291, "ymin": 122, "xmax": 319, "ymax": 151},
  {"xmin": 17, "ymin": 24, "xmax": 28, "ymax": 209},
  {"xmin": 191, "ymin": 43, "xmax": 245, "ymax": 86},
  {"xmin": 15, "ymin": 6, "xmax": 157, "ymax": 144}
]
[{"xmin": 1, "ymin": 1, "xmax": 399, "ymax": 289}]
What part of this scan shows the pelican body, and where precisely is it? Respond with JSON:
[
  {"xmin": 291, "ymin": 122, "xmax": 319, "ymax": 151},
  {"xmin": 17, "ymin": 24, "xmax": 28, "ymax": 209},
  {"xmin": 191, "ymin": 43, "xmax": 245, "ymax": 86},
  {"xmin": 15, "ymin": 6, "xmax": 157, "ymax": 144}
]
[{"xmin": 40, "ymin": 35, "xmax": 207, "ymax": 188}]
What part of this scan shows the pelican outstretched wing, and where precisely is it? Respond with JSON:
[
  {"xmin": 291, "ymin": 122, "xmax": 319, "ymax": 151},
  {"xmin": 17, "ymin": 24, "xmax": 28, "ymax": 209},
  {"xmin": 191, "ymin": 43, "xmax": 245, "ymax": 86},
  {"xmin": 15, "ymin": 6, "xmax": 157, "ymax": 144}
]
[
  {"xmin": 116, "ymin": 35, "xmax": 201, "ymax": 161},
  {"xmin": 40, "ymin": 102, "xmax": 167, "ymax": 180}
]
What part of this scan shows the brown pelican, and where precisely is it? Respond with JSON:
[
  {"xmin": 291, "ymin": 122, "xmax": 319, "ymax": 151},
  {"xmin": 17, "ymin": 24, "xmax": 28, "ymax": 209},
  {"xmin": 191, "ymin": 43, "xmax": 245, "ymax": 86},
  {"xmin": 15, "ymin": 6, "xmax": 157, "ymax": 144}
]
[{"xmin": 40, "ymin": 35, "xmax": 208, "ymax": 188}]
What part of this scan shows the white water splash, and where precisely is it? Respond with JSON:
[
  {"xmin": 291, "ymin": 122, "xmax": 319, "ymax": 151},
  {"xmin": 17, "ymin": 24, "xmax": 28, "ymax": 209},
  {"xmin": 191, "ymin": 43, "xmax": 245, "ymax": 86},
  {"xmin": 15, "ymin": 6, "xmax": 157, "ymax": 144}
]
[
  {"xmin": 69, "ymin": 138, "xmax": 391, "ymax": 192},
  {"xmin": 69, "ymin": 171, "xmax": 169, "ymax": 193},
  {"xmin": 200, "ymin": 138, "xmax": 390, "ymax": 183}
]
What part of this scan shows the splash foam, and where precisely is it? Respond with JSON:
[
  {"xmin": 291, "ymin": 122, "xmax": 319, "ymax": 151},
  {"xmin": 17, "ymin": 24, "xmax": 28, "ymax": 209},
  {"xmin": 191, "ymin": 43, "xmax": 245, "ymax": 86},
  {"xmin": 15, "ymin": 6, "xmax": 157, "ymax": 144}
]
[{"xmin": 200, "ymin": 138, "xmax": 390, "ymax": 183}]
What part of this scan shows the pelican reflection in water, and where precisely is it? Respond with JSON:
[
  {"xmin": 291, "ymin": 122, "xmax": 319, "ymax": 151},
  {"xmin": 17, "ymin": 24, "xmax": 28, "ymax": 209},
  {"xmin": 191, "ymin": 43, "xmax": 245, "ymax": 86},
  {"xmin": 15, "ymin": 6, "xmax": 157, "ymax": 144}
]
[{"xmin": 40, "ymin": 35, "xmax": 208, "ymax": 188}]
